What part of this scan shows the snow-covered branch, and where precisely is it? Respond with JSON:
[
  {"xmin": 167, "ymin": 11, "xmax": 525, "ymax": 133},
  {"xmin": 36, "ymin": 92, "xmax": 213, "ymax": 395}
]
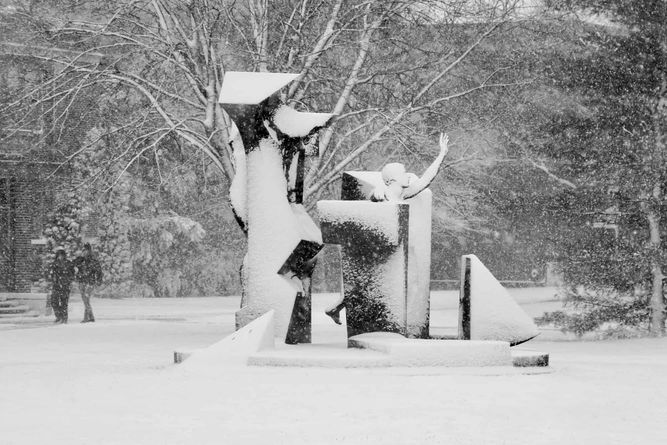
[{"xmin": 527, "ymin": 159, "xmax": 577, "ymax": 189}]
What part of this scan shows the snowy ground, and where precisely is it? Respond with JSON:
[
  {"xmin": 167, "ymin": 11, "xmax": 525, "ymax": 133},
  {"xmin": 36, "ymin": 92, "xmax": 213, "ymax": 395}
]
[{"xmin": 1, "ymin": 289, "xmax": 666, "ymax": 444}]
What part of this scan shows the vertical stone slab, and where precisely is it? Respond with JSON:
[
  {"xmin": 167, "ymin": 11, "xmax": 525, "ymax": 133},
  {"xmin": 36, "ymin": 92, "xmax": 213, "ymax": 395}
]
[
  {"xmin": 236, "ymin": 141, "xmax": 304, "ymax": 340},
  {"xmin": 459, "ymin": 256, "xmax": 472, "ymax": 340},
  {"xmin": 339, "ymin": 172, "xmax": 432, "ymax": 338},
  {"xmin": 318, "ymin": 201, "xmax": 409, "ymax": 339},
  {"xmin": 285, "ymin": 291, "xmax": 311, "ymax": 344},
  {"xmin": 405, "ymin": 189, "xmax": 432, "ymax": 338}
]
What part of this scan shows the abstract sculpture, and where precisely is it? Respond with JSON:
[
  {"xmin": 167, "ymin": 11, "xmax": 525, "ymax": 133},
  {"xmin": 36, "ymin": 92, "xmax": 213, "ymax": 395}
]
[
  {"xmin": 177, "ymin": 111, "xmax": 548, "ymax": 368},
  {"xmin": 318, "ymin": 134, "xmax": 449, "ymax": 339},
  {"xmin": 219, "ymin": 72, "xmax": 334, "ymax": 343}
]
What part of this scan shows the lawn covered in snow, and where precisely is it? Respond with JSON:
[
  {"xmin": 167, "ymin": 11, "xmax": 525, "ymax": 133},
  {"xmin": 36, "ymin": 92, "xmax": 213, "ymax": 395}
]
[{"xmin": 1, "ymin": 289, "xmax": 666, "ymax": 444}]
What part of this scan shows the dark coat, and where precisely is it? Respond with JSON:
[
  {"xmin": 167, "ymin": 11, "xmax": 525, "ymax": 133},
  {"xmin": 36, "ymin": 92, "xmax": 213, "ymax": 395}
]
[
  {"xmin": 50, "ymin": 259, "xmax": 75, "ymax": 293},
  {"xmin": 74, "ymin": 255, "xmax": 103, "ymax": 285}
]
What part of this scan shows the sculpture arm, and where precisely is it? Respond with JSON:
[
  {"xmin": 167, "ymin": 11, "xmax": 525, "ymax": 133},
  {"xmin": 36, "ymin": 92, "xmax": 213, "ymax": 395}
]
[{"xmin": 402, "ymin": 132, "xmax": 449, "ymax": 199}]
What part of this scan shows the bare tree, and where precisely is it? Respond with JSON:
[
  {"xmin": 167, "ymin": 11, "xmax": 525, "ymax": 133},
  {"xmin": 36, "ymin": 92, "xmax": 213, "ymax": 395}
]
[{"xmin": 1, "ymin": 0, "xmax": 533, "ymax": 227}]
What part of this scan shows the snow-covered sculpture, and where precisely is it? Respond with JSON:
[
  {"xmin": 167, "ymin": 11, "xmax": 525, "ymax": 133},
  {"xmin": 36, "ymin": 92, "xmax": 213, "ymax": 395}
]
[
  {"xmin": 318, "ymin": 134, "xmax": 448, "ymax": 339},
  {"xmin": 459, "ymin": 255, "xmax": 539, "ymax": 345},
  {"xmin": 318, "ymin": 200, "xmax": 410, "ymax": 339},
  {"xmin": 219, "ymin": 72, "xmax": 334, "ymax": 344},
  {"xmin": 371, "ymin": 133, "xmax": 449, "ymax": 202}
]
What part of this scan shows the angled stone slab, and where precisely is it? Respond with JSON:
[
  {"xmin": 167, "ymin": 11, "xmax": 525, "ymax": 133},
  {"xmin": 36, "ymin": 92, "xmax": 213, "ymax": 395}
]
[
  {"xmin": 177, "ymin": 310, "xmax": 276, "ymax": 367},
  {"xmin": 219, "ymin": 71, "xmax": 299, "ymax": 104},
  {"xmin": 341, "ymin": 171, "xmax": 382, "ymax": 201},
  {"xmin": 219, "ymin": 72, "xmax": 298, "ymax": 150},
  {"xmin": 349, "ymin": 332, "xmax": 512, "ymax": 367},
  {"xmin": 459, "ymin": 255, "xmax": 540, "ymax": 346},
  {"xmin": 272, "ymin": 106, "xmax": 334, "ymax": 138},
  {"xmin": 277, "ymin": 239, "xmax": 322, "ymax": 277},
  {"xmin": 285, "ymin": 291, "xmax": 311, "ymax": 345}
]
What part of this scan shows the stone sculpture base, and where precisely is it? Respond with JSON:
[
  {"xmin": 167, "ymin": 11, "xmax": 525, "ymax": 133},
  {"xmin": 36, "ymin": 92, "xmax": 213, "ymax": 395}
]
[{"xmin": 174, "ymin": 311, "xmax": 550, "ymax": 372}]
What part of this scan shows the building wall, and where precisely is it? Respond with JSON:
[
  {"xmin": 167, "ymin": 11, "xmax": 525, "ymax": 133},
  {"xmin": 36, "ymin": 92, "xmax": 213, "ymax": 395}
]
[
  {"xmin": 1, "ymin": 28, "xmax": 73, "ymax": 291},
  {"xmin": 0, "ymin": 161, "xmax": 65, "ymax": 292},
  {"xmin": 0, "ymin": 175, "xmax": 16, "ymax": 290}
]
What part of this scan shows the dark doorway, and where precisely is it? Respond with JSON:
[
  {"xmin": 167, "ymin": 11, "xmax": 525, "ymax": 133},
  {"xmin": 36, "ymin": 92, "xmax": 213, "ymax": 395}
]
[{"xmin": 0, "ymin": 177, "xmax": 16, "ymax": 291}]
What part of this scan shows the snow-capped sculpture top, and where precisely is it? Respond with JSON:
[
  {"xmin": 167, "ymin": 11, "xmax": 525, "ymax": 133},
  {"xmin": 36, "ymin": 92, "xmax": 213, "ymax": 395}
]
[
  {"xmin": 219, "ymin": 72, "xmax": 333, "ymax": 153},
  {"xmin": 372, "ymin": 133, "xmax": 449, "ymax": 202},
  {"xmin": 220, "ymin": 71, "xmax": 334, "ymax": 228}
]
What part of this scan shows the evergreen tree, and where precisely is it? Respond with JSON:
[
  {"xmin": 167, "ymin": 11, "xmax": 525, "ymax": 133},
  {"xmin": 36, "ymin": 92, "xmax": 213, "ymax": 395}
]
[{"xmin": 537, "ymin": 1, "xmax": 666, "ymax": 335}]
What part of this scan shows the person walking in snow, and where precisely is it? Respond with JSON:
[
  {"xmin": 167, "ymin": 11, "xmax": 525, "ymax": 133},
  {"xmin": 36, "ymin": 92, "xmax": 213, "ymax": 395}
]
[
  {"xmin": 73, "ymin": 243, "xmax": 103, "ymax": 323},
  {"xmin": 49, "ymin": 248, "xmax": 75, "ymax": 324}
]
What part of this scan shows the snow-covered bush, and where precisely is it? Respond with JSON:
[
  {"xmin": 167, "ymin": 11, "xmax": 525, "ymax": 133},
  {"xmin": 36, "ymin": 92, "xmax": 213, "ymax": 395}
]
[
  {"xmin": 189, "ymin": 250, "xmax": 240, "ymax": 296},
  {"xmin": 43, "ymin": 193, "xmax": 86, "ymax": 257},
  {"xmin": 130, "ymin": 214, "xmax": 207, "ymax": 297},
  {"xmin": 537, "ymin": 286, "xmax": 650, "ymax": 338},
  {"xmin": 94, "ymin": 178, "xmax": 146, "ymax": 298}
]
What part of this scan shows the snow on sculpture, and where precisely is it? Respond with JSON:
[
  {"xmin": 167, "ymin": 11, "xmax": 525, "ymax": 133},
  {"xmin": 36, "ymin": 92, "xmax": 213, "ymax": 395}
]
[
  {"xmin": 371, "ymin": 133, "xmax": 449, "ymax": 202},
  {"xmin": 459, "ymin": 254, "xmax": 540, "ymax": 345},
  {"xmin": 318, "ymin": 134, "xmax": 448, "ymax": 339},
  {"xmin": 318, "ymin": 200, "xmax": 410, "ymax": 339},
  {"xmin": 177, "ymin": 310, "xmax": 276, "ymax": 369},
  {"xmin": 219, "ymin": 71, "xmax": 334, "ymax": 344}
]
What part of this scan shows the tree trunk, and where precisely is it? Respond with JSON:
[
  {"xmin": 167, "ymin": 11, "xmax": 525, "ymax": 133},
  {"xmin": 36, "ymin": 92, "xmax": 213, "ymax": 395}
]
[
  {"xmin": 643, "ymin": 197, "xmax": 665, "ymax": 335},
  {"xmin": 646, "ymin": 63, "xmax": 667, "ymax": 335}
]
